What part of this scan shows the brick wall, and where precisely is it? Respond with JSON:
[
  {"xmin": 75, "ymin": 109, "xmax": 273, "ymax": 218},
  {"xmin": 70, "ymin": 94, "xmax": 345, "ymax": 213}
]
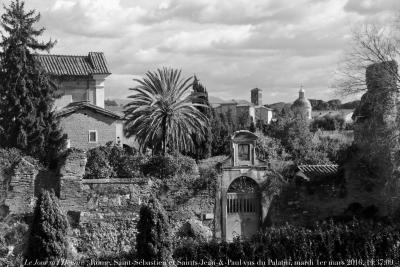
[
  {"xmin": 59, "ymin": 151, "xmax": 87, "ymax": 212},
  {"xmin": 4, "ymin": 159, "xmax": 37, "ymax": 215},
  {"xmin": 60, "ymin": 109, "xmax": 119, "ymax": 150}
]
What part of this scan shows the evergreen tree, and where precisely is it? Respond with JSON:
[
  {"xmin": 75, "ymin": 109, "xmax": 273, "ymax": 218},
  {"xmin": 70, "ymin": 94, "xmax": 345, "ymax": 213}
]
[
  {"xmin": 136, "ymin": 197, "xmax": 173, "ymax": 263},
  {"xmin": 0, "ymin": 0, "xmax": 66, "ymax": 164},
  {"xmin": 211, "ymin": 111, "xmax": 232, "ymax": 156},
  {"xmin": 191, "ymin": 75, "xmax": 212, "ymax": 159},
  {"xmin": 25, "ymin": 190, "xmax": 69, "ymax": 264}
]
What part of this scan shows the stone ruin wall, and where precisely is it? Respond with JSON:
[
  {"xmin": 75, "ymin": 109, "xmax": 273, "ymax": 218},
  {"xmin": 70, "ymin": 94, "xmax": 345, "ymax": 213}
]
[
  {"xmin": 347, "ymin": 60, "xmax": 400, "ymax": 215},
  {"xmin": 1, "ymin": 150, "xmax": 215, "ymax": 257}
]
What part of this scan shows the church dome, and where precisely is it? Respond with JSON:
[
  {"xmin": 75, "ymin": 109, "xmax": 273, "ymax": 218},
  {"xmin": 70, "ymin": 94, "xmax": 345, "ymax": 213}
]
[
  {"xmin": 291, "ymin": 87, "xmax": 312, "ymax": 119},
  {"xmin": 292, "ymin": 97, "xmax": 312, "ymax": 109}
]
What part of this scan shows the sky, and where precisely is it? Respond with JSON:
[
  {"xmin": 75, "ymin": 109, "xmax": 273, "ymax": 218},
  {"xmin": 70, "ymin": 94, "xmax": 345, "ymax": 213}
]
[{"xmin": 1, "ymin": 0, "xmax": 399, "ymax": 104}]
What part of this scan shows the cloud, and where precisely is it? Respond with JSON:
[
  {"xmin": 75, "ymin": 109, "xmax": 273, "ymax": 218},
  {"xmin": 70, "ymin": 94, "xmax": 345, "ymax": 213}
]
[
  {"xmin": 3, "ymin": 0, "xmax": 398, "ymax": 103},
  {"xmin": 344, "ymin": 0, "xmax": 400, "ymax": 15}
]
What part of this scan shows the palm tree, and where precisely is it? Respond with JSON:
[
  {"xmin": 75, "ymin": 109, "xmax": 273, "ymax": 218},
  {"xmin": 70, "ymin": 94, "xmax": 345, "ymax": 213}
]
[{"xmin": 124, "ymin": 67, "xmax": 209, "ymax": 155}]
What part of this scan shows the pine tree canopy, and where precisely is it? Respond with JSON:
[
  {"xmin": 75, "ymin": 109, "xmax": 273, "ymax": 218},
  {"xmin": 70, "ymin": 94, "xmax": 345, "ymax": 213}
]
[{"xmin": 0, "ymin": 0, "xmax": 66, "ymax": 164}]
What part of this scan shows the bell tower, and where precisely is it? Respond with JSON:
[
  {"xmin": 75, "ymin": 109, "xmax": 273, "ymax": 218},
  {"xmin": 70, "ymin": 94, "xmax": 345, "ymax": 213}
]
[{"xmin": 251, "ymin": 88, "xmax": 262, "ymax": 106}]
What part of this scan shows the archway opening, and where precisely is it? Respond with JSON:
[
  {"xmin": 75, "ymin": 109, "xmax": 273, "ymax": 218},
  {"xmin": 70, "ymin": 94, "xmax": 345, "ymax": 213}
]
[{"xmin": 226, "ymin": 176, "xmax": 260, "ymax": 241}]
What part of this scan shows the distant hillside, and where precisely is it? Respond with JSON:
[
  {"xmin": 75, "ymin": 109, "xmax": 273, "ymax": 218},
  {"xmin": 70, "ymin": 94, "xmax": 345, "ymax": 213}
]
[
  {"xmin": 267, "ymin": 102, "xmax": 290, "ymax": 112},
  {"xmin": 208, "ymin": 95, "xmax": 226, "ymax": 104},
  {"xmin": 341, "ymin": 100, "xmax": 360, "ymax": 109},
  {"xmin": 267, "ymin": 99, "xmax": 360, "ymax": 113},
  {"xmin": 309, "ymin": 99, "xmax": 342, "ymax": 111}
]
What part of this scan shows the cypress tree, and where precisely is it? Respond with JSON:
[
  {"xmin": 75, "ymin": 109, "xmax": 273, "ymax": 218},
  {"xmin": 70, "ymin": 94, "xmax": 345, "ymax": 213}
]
[
  {"xmin": 191, "ymin": 75, "xmax": 212, "ymax": 159},
  {"xmin": 136, "ymin": 197, "xmax": 173, "ymax": 263},
  {"xmin": 25, "ymin": 190, "xmax": 69, "ymax": 265},
  {"xmin": 0, "ymin": 0, "xmax": 66, "ymax": 164}
]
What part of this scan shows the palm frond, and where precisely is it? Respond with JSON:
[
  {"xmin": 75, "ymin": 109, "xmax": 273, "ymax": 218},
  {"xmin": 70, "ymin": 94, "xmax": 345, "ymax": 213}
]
[{"xmin": 124, "ymin": 67, "xmax": 209, "ymax": 154}]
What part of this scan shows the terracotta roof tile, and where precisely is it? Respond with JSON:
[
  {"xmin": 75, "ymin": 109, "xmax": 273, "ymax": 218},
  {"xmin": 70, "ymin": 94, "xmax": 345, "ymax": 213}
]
[
  {"xmin": 296, "ymin": 164, "xmax": 340, "ymax": 181},
  {"xmin": 34, "ymin": 52, "xmax": 110, "ymax": 76}
]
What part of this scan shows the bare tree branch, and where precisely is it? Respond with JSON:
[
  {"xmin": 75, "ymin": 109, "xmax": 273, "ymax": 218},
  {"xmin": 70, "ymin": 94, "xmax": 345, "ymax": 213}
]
[{"xmin": 335, "ymin": 19, "xmax": 400, "ymax": 97}]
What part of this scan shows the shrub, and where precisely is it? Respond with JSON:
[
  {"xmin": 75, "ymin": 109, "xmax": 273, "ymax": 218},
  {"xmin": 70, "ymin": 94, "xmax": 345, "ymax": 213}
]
[
  {"xmin": 173, "ymin": 220, "xmax": 400, "ymax": 263},
  {"xmin": 142, "ymin": 153, "xmax": 197, "ymax": 179},
  {"xmin": 118, "ymin": 154, "xmax": 147, "ymax": 178},
  {"xmin": 192, "ymin": 167, "xmax": 217, "ymax": 194},
  {"xmin": 108, "ymin": 145, "xmax": 145, "ymax": 178},
  {"xmin": 142, "ymin": 154, "xmax": 179, "ymax": 178},
  {"xmin": 0, "ymin": 147, "xmax": 39, "ymax": 173},
  {"xmin": 0, "ymin": 220, "xmax": 29, "ymax": 266},
  {"xmin": 84, "ymin": 147, "xmax": 114, "ymax": 179},
  {"xmin": 25, "ymin": 190, "xmax": 70, "ymax": 264},
  {"xmin": 311, "ymin": 114, "xmax": 346, "ymax": 131},
  {"xmin": 84, "ymin": 144, "xmax": 145, "ymax": 179},
  {"xmin": 173, "ymin": 152, "xmax": 197, "ymax": 175},
  {"xmin": 136, "ymin": 197, "xmax": 173, "ymax": 262},
  {"xmin": 255, "ymin": 133, "xmax": 289, "ymax": 162}
]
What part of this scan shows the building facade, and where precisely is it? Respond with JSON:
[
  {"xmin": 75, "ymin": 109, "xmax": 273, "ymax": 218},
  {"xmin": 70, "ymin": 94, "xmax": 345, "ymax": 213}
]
[
  {"xmin": 213, "ymin": 88, "xmax": 273, "ymax": 129},
  {"xmin": 34, "ymin": 52, "xmax": 126, "ymax": 150}
]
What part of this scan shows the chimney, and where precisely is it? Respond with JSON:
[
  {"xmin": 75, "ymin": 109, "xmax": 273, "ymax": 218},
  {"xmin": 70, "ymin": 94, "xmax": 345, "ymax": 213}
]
[{"xmin": 251, "ymin": 88, "xmax": 262, "ymax": 106}]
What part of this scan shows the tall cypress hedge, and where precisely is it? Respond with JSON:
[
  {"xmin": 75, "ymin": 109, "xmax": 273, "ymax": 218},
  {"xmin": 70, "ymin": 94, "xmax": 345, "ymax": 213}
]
[
  {"xmin": 25, "ymin": 190, "xmax": 69, "ymax": 265},
  {"xmin": 136, "ymin": 197, "xmax": 173, "ymax": 263}
]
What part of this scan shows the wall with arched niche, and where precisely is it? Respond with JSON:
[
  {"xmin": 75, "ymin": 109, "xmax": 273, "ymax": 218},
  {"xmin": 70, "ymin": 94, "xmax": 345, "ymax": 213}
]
[{"xmin": 216, "ymin": 165, "xmax": 274, "ymax": 240}]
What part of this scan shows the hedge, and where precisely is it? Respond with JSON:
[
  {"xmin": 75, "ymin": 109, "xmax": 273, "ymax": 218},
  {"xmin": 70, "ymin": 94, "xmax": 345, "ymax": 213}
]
[{"xmin": 174, "ymin": 220, "xmax": 400, "ymax": 264}]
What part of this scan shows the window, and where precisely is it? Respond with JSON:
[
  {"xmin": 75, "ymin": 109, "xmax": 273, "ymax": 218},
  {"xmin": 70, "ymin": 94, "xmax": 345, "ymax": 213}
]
[
  {"xmin": 238, "ymin": 144, "xmax": 250, "ymax": 161},
  {"xmin": 88, "ymin": 130, "xmax": 98, "ymax": 143}
]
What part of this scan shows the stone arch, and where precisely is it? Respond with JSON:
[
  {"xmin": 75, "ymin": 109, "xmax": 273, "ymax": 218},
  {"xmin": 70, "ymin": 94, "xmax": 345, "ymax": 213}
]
[
  {"xmin": 228, "ymin": 176, "xmax": 259, "ymax": 193},
  {"xmin": 225, "ymin": 176, "xmax": 261, "ymax": 241}
]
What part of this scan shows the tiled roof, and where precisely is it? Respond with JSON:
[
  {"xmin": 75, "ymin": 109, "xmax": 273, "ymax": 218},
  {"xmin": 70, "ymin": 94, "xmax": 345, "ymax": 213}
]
[
  {"xmin": 296, "ymin": 164, "xmax": 339, "ymax": 181},
  {"xmin": 56, "ymin": 101, "xmax": 122, "ymax": 119},
  {"xmin": 257, "ymin": 105, "xmax": 274, "ymax": 111},
  {"xmin": 34, "ymin": 52, "xmax": 110, "ymax": 76},
  {"xmin": 220, "ymin": 100, "xmax": 238, "ymax": 105},
  {"xmin": 237, "ymin": 100, "xmax": 254, "ymax": 107}
]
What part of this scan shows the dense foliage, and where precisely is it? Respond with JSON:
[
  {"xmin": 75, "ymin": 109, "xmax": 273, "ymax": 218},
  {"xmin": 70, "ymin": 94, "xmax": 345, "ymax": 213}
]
[
  {"xmin": 25, "ymin": 190, "xmax": 69, "ymax": 264},
  {"xmin": 210, "ymin": 111, "xmax": 234, "ymax": 156},
  {"xmin": 309, "ymin": 99, "xmax": 342, "ymax": 110},
  {"xmin": 311, "ymin": 113, "xmax": 346, "ymax": 131},
  {"xmin": 0, "ymin": 147, "xmax": 39, "ymax": 174},
  {"xmin": 189, "ymin": 76, "xmax": 212, "ymax": 159},
  {"xmin": 142, "ymin": 153, "xmax": 197, "ymax": 179},
  {"xmin": 0, "ymin": 0, "xmax": 66, "ymax": 165},
  {"xmin": 264, "ymin": 109, "xmax": 332, "ymax": 164},
  {"xmin": 136, "ymin": 197, "xmax": 173, "ymax": 263},
  {"xmin": 84, "ymin": 144, "xmax": 197, "ymax": 179},
  {"xmin": 124, "ymin": 68, "xmax": 209, "ymax": 155},
  {"xmin": 255, "ymin": 133, "xmax": 289, "ymax": 162},
  {"xmin": 174, "ymin": 220, "xmax": 400, "ymax": 264},
  {"xmin": 84, "ymin": 147, "xmax": 114, "ymax": 179},
  {"xmin": 84, "ymin": 143, "xmax": 144, "ymax": 179}
]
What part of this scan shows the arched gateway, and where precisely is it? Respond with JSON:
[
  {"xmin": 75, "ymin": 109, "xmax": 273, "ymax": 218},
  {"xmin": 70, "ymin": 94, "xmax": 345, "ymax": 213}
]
[
  {"xmin": 226, "ymin": 176, "xmax": 260, "ymax": 240},
  {"xmin": 214, "ymin": 130, "xmax": 269, "ymax": 241}
]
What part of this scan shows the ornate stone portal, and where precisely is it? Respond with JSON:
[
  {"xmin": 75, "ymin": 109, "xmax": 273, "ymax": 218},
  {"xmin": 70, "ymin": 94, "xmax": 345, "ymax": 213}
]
[{"xmin": 214, "ymin": 130, "xmax": 269, "ymax": 241}]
